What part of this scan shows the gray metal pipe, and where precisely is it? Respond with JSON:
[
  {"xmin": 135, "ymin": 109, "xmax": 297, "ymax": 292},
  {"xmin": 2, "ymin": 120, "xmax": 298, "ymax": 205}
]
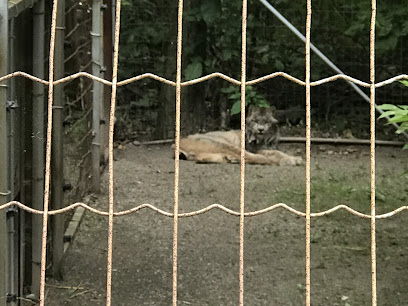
[
  {"xmin": 92, "ymin": 0, "xmax": 103, "ymax": 192},
  {"xmin": 258, "ymin": 0, "xmax": 408, "ymax": 140},
  {"xmin": 32, "ymin": 0, "xmax": 45, "ymax": 299},
  {"xmin": 0, "ymin": 0, "xmax": 9, "ymax": 304},
  {"xmin": 7, "ymin": 17, "xmax": 17, "ymax": 306},
  {"xmin": 6, "ymin": 209, "xmax": 16, "ymax": 306}
]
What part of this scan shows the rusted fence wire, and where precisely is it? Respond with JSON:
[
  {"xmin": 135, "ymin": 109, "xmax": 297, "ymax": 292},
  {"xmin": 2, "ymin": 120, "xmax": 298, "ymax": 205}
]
[
  {"xmin": 369, "ymin": 1, "xmax": 378, "ymax": 304},
  {"xmin": 1, "ymin": 0, "xmax": 408, "ymax": 305},
  {"xmin": 238, "ymin": 0, "xmax": 248, "ymax": 303},
  {"xmin": 304, "ymin": 0, "xmax": 312, "ymax": 303}
]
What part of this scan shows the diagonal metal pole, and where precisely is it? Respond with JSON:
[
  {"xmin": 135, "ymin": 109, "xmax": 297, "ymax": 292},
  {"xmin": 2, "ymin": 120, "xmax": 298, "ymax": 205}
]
[{"xmin": 258, "ymin": 0, "xmax": 408, "ymax": 140}]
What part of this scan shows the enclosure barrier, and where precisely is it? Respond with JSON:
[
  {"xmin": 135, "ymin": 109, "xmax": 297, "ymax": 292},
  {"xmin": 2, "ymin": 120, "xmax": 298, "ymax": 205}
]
[{"xmin": 1, "ymin": 0, "xmax": 408, "ymax": 305}]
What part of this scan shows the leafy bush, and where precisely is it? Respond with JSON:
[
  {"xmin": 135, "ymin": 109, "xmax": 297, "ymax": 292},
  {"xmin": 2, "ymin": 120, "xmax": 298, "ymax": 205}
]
[
  {"xmin": 221, "ymin": 86, "xmax": 270, "ymax": 115},
  {"xmin": 378, "ymin": 80, "xmax": 408, "ymax": 149},
  {"xmin": 117, "ymin": 0, "xmax": 408, "ymax": 136}
]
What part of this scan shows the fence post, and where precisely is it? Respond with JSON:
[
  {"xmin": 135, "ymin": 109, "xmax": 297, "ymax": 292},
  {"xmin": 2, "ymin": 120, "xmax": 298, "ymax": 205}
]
[
  {"xmin": 92, "ymin": 0, "xmax": 103, "ymax": 192},
  {"xmin": 51, "ymin": 0, "xmax": 65, "ymax": 279},
  {"xmin": 0, "ymin": 0, "xmax": 9, "ymax": 304},
  {"xmin": 7, "ymin": 17, "xmax": 19, "ymax": 306},
  {"xmin": 102, "ymin": 0, "xmax": 113, "ymax": 166},
  {"xmin": 32, "ymin": 0, "xmax": 45, "ymax": 298}
]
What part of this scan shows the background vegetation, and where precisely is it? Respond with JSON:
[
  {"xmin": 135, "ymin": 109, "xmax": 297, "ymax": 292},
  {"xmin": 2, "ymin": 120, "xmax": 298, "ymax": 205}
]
[{"xmin": 116, "ymin": 0, "xmax": 408, "ymax": 140}]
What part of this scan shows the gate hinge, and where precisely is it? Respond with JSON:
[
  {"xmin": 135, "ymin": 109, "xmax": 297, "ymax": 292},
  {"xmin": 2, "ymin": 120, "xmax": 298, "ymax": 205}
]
[
  {"xmin": 6, "ymin": 293, "xmax": 17, "ymax": 303},
  {"xmin": 6, "ymin": 205, "xmax": 18, "ymax": 218},
  {"xmin": 6, "ymin": 100, "xmax": 19, "ymax": 110}
]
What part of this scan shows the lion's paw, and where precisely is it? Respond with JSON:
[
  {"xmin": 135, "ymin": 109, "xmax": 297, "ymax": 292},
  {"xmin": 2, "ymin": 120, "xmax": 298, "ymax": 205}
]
[{"xmin": 279, "ymin": 156, "xmax": 303, "ymax": 166}]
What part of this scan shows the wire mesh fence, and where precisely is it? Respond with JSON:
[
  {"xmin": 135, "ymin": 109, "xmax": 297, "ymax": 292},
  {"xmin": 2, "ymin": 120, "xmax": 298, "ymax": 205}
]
[
  {"xmin": 1, "ymin": 0, "xmax": 408, "ymax": 305},
  {"xmin": 63, "ymin": 0, "xmax": 94, "ymax": 204},
  {"xmin": 114, "ymin": 0, "xmax": 408, "ymax": 142}
]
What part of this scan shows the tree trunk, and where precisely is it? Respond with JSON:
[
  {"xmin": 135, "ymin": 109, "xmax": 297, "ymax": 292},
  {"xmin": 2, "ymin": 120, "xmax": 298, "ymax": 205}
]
[{"xmin": 181, "ymin": 0, "xmax": 207, "ymax": 135}]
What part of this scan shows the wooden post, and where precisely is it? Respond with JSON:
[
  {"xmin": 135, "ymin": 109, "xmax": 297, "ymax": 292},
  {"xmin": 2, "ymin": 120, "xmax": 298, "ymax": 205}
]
[
  {"xmin": 32, "ymin": 0, "xmax": 45, "ymax": 298},
  {"xmin": 102, "ymin": 0, "xmax": 113, "ymax": 165},
  {"xmin": 92, "ymin": 0, "xmax": 103, "ymax": 192},
  {"xmin": 51, "ymin": 0, "xmax": 65, "ymax": 279}
]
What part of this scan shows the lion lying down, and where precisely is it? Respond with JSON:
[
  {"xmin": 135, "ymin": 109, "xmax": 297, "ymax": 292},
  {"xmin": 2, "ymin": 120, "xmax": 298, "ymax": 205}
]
[
  {"xmin": 176, "ymin": 130, "xmax": 302, "ymax": 166},
  {"xmin": 174, "ymin": 106, "xmax": 302, "ymax": 166}
]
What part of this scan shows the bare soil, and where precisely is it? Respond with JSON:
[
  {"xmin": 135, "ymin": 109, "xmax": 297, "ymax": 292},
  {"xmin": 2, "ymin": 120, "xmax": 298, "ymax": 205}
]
[{"xmin": 46, "ymin": 143, "xmax": 408, "ymax": 305}]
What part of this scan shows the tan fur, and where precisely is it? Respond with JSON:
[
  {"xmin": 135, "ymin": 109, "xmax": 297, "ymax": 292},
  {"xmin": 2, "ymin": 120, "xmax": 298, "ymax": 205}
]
[{"xmin": 176, "ymin": 130, "xmax": 302, "ymax": 166}]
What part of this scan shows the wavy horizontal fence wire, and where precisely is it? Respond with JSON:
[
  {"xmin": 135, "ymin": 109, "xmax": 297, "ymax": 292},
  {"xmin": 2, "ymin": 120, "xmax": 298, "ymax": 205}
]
[{"xmin": 1, "ymin": 69, "xmax": 408, "ymax": 88}]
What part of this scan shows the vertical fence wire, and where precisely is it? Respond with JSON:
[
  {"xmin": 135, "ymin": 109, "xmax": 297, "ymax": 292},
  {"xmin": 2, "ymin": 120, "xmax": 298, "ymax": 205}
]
[
  {"xmin": 172, "ymin": 0, "xmax": 184, "ymax": 305},
  {"xmin": 106, "ymin": 0, "xmax": 122, "ymax": 304},
  {"xmin": 369, "ymin": 0, "xmax": 377, "ymax": 305},
  {"xmin": 39, "ymin": 0, "xmax": 59, "ymax": 303},
  {"xmin": 239, "ymin": 0, "xmax": 248, "ymax": 305},
  {"xmin": 304, "ymin": 0, "xmax": 312, "ymax": 305}
]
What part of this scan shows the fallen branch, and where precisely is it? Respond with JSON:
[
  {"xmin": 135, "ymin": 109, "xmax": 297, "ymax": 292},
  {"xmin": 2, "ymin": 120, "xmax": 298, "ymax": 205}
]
[
  {"xmin": 131, "ymin": 137, "xmax": 405, "ymax": 147},
  {"xmin": 132, "ymin": 139, "xmax": 173, "ymax": 146},
  {"xmin": 280, "ymin": 137, "xmax": 405, "ymax": 146},
  {"xmin": 69, "ymin": 289, "xmax": 91, "ymax": 299}
]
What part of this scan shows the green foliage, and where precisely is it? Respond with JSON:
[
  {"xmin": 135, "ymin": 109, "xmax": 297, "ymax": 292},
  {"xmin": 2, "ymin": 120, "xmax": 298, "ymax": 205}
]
[
  {"xmin": 117, "ymin": 0, "xmax": 408, "ymax": 136},
  {"xmin": 119, "ymin": 0, "xmax": 408, "ymax": 81},
  {"xmin": 118, "ymin": 0, "xmax": 408, "ymax": 82},
  {"xmin": 221, "ymin": 86, "xmax": 270, "ymax": 116},
  {"xmin": 118, "ymin": 0, "xmax": 176, "ymax": 80},
  {"xmin": 184, "ymin": 60, "xmax": 203, "ymax": 81},
  {"xmin": 378, "ymin": 81, "xmax": 408, "ymax": 150},
  {"xmin": 342, "ymin": 2, "xmax": 408, "ymax": 56}
]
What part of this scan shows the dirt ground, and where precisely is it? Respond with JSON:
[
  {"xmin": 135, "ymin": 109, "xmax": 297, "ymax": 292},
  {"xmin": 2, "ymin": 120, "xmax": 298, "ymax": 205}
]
[{"xmin": 46, "ymin": 143, "xmax": 408, "ymax": 305}]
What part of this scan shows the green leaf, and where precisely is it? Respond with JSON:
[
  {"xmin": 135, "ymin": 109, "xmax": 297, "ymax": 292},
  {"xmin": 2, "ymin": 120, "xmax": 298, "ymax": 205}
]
[
  {"xmin": 200, "ymin": 0, "xmax": 221, "ymax": 25},
  {"xmin": 378, "ymin": 111, "xmax": 396, "ymax": 119},
  {"xmin": 222, "ymin": 49, "xmax": 233, "ymax": 61},
  {"xmin": 221, "ymin": 86, "xmax": 237, "ymax": 94},
  {"xmin": 184, "ymin": 62, "xmax": 203, "ymax": 81},
  {"xmin": 344, "ymin": 23, "xmax": 365, "ymax": 36},
  {"xmin": 403, "ymin": 143, "xmax": 408, "ymax": 150},
  {"xmin": 388, "ymin": 115, "xmax": 408, "ymax": 124},
  {"xmin": 256, "ymin": 100, "xmax": 271, "ymax": 108},
  {"xmin": 257, "ymin": 45, "xmax": 269, "ymax": 53},
  {"xmin": 377, "ymin": 104, "xmax": 398, "ymax": 111},
  {"xmin": 247, "ymin": 91, "xmax": 256, "ymax": 98},
  {"xmin": 396, "ymin": 127, "xmax": 408, "ymax": 134},
  {"xmin": 275, "ymin": 59, "xmax": 285, "ymax": 71},
  {"xmin": 376, "ymin": 35, "xmax": 398, "ymax": 54},
  {"xmin": 376, "ymin": 190, "xmax": 386, "ymax": 202},
  {"xmin": 400, "ymin": 80, "xmax": 408, "ymax": 87},
  {"xmin": 230, "ymin": 101, "xmax": 242, "ymax": 115},
  {"xmin": 228, "ymin": 92, "xmax": 241, "ymax": 100}
]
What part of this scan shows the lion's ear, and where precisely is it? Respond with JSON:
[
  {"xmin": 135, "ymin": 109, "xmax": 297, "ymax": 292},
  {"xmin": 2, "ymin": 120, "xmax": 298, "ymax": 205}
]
[
  {"xmin": 264, "ymin": 106, "xmax": 276, "ymax": 116},
  {"xmin": 247, "ymin": 104, "xmax": 255, "ymax": 116}
]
